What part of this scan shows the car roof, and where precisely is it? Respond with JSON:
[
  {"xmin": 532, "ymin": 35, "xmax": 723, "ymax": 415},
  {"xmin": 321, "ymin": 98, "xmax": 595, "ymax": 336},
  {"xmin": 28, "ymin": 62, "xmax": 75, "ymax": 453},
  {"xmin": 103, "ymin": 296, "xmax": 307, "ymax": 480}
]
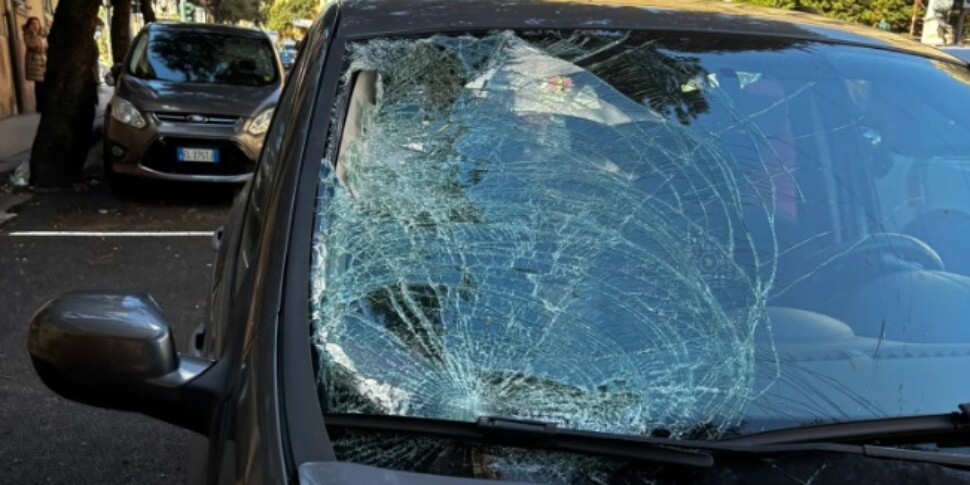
[
  {"xmin": 149, "ymin": 21, "xmax": 270, "ymax": 39},
  {"xmin": 333, "ymin": 0, "xmax": 955, "ymax": 61},
  {"xmin": 940, "ymin": 46, "xmax": 970, "ymax": 63}
]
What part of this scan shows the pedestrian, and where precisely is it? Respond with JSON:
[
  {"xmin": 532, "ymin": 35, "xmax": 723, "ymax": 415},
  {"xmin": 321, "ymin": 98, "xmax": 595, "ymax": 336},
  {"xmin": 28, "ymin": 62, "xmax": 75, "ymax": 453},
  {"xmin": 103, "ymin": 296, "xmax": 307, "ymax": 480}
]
[{"xmin": 22, "ymin": 17, "xmax": 48, "ymax": 112}]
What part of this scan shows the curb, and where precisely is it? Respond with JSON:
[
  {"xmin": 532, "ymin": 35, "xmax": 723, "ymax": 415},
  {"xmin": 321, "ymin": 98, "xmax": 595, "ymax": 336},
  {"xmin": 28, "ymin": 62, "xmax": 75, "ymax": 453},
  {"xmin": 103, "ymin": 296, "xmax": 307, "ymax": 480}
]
[{"xmin": 0, "ymin": 151, "xmax": 28, "ymax": 178}]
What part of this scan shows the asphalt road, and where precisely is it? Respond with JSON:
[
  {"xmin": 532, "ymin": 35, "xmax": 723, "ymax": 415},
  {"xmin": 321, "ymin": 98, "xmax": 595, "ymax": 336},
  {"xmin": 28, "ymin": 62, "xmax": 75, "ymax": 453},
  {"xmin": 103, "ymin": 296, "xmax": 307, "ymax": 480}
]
[{"xmin": 0, "ymin": 181, "xmax": 234, "ymax": 484}]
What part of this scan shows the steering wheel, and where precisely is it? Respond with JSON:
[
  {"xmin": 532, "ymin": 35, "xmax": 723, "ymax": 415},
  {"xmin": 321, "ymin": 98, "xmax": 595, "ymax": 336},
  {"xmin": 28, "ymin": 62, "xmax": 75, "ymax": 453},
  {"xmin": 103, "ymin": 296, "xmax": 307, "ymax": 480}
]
[
  {"xmin": 774, "ymin": 233, "xmax": 944, "ymax": 305},
  {"xmin": 824, "ymin": 233, "xmax": 943, "ymax": 272},
  {"xmin": 904, "ymin": 210, "xmax": 970, "ymax": 276}
]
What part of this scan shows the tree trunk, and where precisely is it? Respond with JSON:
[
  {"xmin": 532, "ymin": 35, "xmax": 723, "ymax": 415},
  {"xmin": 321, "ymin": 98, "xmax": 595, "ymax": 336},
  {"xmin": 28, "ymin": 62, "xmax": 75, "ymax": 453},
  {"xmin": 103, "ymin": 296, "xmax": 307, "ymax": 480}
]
[
  {"xmin": 110, "ymin": 0, "xmax": 131, "ymax": 64},
  {"xmin": 141, "ymin": 0, "xmax": 157, "ymax": 23},
  {"xmin": 29, "ymin": 0, "xmax": 100, "ymax": 188},
  {"xmin": 194, "ymin": 0, "xmax": 217, "ymax": 22}
]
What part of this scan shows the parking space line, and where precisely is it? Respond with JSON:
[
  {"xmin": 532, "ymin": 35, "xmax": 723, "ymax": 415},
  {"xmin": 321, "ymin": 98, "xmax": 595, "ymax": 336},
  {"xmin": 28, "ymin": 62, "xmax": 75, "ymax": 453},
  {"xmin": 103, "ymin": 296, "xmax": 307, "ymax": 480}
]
[{"xmin": 5, "ymin": 231, "xmax": 214, "ymax": 237}]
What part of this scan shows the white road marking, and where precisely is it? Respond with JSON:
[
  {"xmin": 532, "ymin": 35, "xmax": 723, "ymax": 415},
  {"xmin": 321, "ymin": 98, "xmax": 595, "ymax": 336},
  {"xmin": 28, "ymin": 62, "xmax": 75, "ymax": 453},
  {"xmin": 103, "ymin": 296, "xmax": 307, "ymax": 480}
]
[{"xmin": 5, "ymin": 231, "xmax": 214, "ymax": 237}]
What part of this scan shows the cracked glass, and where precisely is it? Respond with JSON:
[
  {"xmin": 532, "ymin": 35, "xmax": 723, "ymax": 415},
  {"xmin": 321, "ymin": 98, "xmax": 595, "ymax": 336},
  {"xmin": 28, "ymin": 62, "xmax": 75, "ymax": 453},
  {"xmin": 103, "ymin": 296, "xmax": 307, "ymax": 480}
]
[{"xmin": 309, "ymin": 29, "xmax": 970, "ymax": 477}]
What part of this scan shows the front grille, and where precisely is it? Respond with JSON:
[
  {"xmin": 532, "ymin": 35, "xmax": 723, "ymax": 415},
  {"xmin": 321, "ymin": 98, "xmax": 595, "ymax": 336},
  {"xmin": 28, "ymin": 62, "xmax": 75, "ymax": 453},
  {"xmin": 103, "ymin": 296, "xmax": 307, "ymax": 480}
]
[
  {"xmin": 154, "ymin": 113, "xmax": 240, "ymax": 126},
  {"xmin": 140, "ymin": 137, "xmax": 255, "ymax": 176}
]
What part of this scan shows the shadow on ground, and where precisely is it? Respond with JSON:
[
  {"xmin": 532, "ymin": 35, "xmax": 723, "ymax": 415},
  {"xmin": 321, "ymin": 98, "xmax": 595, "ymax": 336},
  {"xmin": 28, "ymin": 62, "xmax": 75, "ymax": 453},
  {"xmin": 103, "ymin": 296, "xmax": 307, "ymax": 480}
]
[{"xmin": 105, "ymin": 178, "xmax": 243, "ymax": 207}]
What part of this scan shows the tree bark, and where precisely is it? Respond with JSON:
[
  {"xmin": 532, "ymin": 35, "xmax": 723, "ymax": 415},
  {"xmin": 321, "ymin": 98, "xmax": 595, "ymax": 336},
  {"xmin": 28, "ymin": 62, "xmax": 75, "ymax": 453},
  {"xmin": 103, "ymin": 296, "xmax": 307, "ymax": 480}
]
[
  {"xmin": 195, "ymin": 0, "xmax": 218, "ymax": 22},
  {"xmin": 140, "ymin": 0, "xmax": 157, "ymax": 23},
  {"xmin": 110, "ymin": 0, "xmax": 132, "ymax": 64},
  {"xmin": 29, "ymin": 0, "xmax": 100, "ymax": 188}
]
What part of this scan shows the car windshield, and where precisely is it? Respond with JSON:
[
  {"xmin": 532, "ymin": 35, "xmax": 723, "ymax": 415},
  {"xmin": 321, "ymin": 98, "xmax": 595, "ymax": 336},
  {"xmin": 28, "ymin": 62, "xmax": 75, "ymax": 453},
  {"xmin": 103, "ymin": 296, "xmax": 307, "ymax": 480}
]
[
  {"xmin": 310, "ymin": 30, "xmax": 970, "ymax": 448},
  {"xmin": 128, "ymin": 29, "xmax": 277, "ymax": 86}
]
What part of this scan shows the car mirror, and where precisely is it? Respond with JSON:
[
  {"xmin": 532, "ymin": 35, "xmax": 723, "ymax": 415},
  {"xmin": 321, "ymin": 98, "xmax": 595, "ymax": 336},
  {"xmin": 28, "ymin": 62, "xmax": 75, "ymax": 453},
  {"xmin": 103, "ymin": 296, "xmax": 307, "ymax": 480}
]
[
  {"xmin": 107, "ymin": 63, "xmax": 122, "ymax": 85},
  {"xmin": 27, "ymin": 291, "xmax": 219, "ymax": 434}
]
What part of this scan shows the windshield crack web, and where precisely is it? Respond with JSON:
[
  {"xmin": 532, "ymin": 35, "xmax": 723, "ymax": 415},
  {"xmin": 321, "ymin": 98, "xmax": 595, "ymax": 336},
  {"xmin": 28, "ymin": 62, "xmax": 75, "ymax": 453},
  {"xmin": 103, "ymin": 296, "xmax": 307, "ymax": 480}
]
[{"xmin": 311, "ymin": 31, "xmax": 781, "ymax": 441}]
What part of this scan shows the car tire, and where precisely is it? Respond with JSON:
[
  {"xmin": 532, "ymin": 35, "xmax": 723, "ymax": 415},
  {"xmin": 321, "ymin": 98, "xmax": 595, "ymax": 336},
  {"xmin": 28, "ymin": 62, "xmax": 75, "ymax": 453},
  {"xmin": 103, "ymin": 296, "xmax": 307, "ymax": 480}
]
[{"xmin": 103, "ymin": 157, "xmax": 140, "ymax": 197}]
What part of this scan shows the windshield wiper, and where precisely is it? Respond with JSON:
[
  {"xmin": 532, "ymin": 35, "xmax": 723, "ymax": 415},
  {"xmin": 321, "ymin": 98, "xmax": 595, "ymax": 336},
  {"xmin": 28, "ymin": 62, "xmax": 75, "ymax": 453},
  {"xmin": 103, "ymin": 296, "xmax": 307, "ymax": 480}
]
[
  {"xmin": 721, "ymin": 403, "xmax": 970, "ymax": 447},
  {"xmin": 323, "ymin": 413, "xmax": 715, "ymax": 468},
  {"xmin": 324, "ymin": 403, "xmax": 970, "ymax": 469},
  {"xmin": 325, "ymin": 410, "xmax": 970, "ymax": 471}
]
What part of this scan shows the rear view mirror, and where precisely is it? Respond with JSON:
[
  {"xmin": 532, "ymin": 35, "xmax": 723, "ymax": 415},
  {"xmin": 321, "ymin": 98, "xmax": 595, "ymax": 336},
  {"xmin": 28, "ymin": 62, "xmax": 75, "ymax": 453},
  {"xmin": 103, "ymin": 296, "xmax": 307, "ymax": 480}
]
[{"xmin": 27, "ymin": 291, "xmax": 219, "ymax": 434}]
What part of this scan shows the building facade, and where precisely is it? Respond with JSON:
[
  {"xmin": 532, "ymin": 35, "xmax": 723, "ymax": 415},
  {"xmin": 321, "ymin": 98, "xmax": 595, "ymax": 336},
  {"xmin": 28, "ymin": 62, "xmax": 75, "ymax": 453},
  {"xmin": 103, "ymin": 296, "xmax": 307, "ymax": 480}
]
[{"xmin": 1, "ymin": 0, "xmax": 56, "ymax": 119}]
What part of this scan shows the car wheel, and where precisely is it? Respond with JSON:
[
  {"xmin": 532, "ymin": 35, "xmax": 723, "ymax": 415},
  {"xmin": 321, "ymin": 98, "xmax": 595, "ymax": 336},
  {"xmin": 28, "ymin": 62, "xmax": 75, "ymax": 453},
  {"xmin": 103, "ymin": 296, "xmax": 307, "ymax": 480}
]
[{"xmin": 103, "ymin": 157, "xmax": 140, "ymax": 197}]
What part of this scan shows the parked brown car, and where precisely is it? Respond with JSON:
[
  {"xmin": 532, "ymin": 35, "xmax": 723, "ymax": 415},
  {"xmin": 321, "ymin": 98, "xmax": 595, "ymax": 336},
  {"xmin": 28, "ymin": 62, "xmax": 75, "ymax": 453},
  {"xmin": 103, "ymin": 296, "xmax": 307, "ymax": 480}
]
[{"xmin": 103, "ymin": 22, "xmax": 282, "ymax": 186}]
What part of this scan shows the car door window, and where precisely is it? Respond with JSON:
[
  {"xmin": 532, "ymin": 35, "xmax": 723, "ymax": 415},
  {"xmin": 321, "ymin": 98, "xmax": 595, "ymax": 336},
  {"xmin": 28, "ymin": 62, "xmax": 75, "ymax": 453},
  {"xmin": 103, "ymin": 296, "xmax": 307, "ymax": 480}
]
[{"xmin": 234, "ymin": 18, "xmax": 327, "ymax": 296}]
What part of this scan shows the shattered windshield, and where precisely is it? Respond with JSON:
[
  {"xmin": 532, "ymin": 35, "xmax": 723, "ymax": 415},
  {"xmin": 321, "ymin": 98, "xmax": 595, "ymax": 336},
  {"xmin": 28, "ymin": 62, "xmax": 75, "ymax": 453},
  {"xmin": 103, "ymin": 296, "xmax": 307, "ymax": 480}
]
[{"xmin": 310, "ymin": 30, "xmax": 970, "ymax": 451}]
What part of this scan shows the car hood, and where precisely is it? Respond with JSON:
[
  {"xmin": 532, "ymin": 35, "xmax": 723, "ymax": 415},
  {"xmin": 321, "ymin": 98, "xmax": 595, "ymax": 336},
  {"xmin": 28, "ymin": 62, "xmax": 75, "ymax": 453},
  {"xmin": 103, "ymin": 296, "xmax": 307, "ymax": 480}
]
[
  {"xmin": 300, "ymin": 462, "xmax": 532, "ymax": 485},
  {"xmin": 299, "ymin": 456, "xmax": 970, "ymax": 484},
  {"xmin": 117, "ymin": 76, "xmax": 279, "ymax": 117}
]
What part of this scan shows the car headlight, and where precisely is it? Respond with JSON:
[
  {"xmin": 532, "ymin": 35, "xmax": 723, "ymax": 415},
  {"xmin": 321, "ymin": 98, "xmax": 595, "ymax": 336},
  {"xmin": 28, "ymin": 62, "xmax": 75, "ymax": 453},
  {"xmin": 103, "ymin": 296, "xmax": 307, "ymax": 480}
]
[
  {"xmin": 110, "ymin": 97, "xmax": 146, "ymax": 129},
  {"xmin": 248, "ymin": 108, "xmax": 274, "ymax": 136}
]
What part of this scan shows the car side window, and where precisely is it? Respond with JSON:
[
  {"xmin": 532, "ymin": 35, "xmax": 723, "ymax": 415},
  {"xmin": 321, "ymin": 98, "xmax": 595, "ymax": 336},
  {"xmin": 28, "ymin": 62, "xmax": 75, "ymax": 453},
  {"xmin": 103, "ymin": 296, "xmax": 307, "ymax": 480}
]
[
  {"xmin": 233, "ymin": 94, "xmax": 289, "ymax": 294},
  {"xmin": 233, "ymin": 18, "xmax": 328, "ymax": 295},
  {"xmin": 127, "ymin": 33, "xmax": 149, "ymax": 74}
]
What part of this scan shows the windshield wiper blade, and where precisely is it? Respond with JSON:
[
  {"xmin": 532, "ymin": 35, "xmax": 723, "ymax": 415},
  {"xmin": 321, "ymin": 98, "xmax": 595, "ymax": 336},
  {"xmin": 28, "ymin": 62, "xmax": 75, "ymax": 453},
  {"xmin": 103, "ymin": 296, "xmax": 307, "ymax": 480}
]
[
  {"xmin": 324, "ymin": 413, "xmax": 715, "ymax": 468},
  {"xmin": 722, "ymin": 403, "xmax": 970, "ymax": 447},
  {"xmin": 324, "ymin": 412, "xmax": 970, "ymax": 470}
]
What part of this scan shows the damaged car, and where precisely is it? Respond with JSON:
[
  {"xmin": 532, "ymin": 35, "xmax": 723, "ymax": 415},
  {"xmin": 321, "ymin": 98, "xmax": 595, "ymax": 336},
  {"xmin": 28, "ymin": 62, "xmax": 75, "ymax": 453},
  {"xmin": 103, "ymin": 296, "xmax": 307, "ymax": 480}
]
[{"xmin": 26, "ymin": 0, "xmax": 970, "ymax": 483}]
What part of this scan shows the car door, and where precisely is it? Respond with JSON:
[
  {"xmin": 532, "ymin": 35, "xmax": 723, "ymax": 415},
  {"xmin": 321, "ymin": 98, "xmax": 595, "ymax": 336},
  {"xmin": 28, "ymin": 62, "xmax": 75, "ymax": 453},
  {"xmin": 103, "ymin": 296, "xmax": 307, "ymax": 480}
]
[{"xmin": 187, "ymin": 9, "xmax": 339, "ymax": 485}]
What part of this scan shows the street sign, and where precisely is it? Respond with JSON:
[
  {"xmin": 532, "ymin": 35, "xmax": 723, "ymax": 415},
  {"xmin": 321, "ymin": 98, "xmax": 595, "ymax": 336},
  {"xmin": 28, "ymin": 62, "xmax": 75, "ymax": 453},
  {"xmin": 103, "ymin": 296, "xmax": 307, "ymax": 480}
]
[{"xmin": 179, "ymin": 0, "xmax": 195, "ymax": 22}]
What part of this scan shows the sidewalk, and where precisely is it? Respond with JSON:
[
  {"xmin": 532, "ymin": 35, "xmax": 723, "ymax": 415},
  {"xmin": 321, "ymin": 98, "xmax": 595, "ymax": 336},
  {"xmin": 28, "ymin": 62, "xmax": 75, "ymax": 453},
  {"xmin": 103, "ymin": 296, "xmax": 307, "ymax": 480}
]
[
  {"xmin": 0, "ymin": 113, "xmax": 40, "ymax": 178},
  {"xmin": 0, "ymin": 113, "xmax": 39, "ymax": 226},
  {"xmin": 0, "ymin": 85, "xmax": 113, "ymax": 180}
]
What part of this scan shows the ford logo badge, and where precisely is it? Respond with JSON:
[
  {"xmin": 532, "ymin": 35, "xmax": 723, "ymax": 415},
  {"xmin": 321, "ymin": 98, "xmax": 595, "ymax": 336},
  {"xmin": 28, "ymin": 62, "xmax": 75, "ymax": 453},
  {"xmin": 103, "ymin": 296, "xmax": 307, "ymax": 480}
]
[{"xmin": 187, "ymin": 114, "xmax": 208, "ymax": 123}]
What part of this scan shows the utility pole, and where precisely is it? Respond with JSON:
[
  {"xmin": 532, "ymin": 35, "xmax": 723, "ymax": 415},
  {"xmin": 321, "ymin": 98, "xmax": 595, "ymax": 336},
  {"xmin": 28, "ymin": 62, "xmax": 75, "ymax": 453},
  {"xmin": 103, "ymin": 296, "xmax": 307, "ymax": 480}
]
[{"xmin": 911, "ymin": 0, "xmax": 922, "ymax": 38}]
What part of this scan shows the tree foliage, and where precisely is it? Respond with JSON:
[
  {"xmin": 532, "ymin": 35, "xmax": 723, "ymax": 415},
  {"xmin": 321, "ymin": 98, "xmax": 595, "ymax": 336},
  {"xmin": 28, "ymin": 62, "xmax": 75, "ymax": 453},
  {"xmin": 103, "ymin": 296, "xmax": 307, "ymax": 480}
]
[
  {"xmin": 735, "ymin": 0, "xmax": 920, "ymax": 33},
  {"xmin": 266, "ymin": 0, "xmax": 318, "ymax": 32},
  {"xmin": 216, "ymin": 0, "xmax": 265, "ymax": 25}
]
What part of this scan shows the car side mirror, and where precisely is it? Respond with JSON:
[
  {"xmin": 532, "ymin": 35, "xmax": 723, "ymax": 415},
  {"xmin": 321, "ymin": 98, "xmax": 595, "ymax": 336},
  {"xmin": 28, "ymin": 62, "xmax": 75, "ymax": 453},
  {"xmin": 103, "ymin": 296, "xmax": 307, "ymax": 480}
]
[
  {"xmin": 27, "ymin": 291, "xmax": 220, "ymax": 434},
  {"xmin": 106, "ymin": 63, "xmax": 122, "ymax": 86}
]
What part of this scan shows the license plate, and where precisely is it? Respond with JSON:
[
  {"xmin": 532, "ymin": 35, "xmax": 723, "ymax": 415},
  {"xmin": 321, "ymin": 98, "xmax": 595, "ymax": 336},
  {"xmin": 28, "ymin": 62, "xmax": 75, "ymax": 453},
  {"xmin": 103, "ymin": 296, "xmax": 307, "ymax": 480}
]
[{"xmin": 177, "ymin": 147, "xmax": 219, "ymax": 163}]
